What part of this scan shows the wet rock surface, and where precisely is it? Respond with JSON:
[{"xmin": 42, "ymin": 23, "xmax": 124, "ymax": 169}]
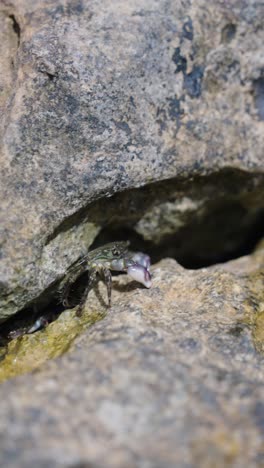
[
  {"xmin": 0, "ymin": 248, "xmax": 263, "ymax": 467},
  {"xmin": 0, "ymin": 0, "xmax": 264, "ymax": 320}
]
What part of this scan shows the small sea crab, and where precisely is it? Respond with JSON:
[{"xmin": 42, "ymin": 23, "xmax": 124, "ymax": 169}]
[
  {"xmin": 27, "ymin": 241, "xmax": 151, "ymax": 334},
  {"xmin": 60, "ymin": 241, "xmax": 152, "ymax": 316}
]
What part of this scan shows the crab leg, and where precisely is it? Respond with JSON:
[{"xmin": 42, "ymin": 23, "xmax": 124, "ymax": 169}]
[
  {"xmin": 61, "ymin": 266, "xmax": 87, "ymax": 307},
  {"xmin": 76, "ymin": 269, "xmax": 98, "ymax": 317},
  {"xmin": 102, "ymin": 268, "xmax": 112, "ymax": 307}
]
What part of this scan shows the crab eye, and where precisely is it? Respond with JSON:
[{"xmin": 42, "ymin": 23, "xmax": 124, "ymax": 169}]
[{"xmin": 112, "ymin": 248, "xmax": 120, "ymax": 256}]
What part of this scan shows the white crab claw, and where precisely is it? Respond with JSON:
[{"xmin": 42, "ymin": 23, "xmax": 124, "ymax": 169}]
[
  {"xmin": 111, "ymin": 258, "xmax": 125, "ymax": 271},
  {"xmin": 127, "ymin": 264, "xmax": 152, "ymax": 288},
  {"xmin": 131, "ymin": 253, "xmax": 151, "ymax": 271}
]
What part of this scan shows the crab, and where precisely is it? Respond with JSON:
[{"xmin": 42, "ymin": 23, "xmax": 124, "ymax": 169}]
[
  {"xmin": 60, "ymin": 241, "xmax": 151, "ymax": 315},
  {"xmin": 27, "ymin": 241, "xmax": 151, "ymax": 333}
]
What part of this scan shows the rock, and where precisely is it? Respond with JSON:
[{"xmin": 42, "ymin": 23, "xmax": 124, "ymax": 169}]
[
  {"xmin": 0, "ymin": 0, "xmax": 264, "ymax": 320},
  {"xmin": 0, "ymin": 248, "xmax": 263, "ymax": 467}
]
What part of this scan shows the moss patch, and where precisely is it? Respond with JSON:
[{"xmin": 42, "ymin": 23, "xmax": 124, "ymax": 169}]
[{"xmin": 0, "ymin": 306, "xmax": 105, "ymax": 383}]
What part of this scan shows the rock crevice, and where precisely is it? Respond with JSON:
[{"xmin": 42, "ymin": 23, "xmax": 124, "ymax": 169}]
[{"xmin": 0, "ymin": 0, "xmax": 263, "ymax": 321}]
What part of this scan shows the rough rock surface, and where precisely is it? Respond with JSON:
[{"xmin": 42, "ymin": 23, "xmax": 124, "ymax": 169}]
[
  {"xmin": 0, "ymin": 0, "xmax": 264, "ymax": 320},
  {"xmin": 0, "ymin": 248, "xmax": 263, "ymax": 467}
]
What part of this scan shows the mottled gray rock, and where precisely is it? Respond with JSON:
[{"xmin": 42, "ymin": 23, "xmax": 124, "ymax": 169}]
[
  {"xmin": 0, "ymin": 248, "xmax": 263, "ymax": 467},
  {"xmin": 0, "ymin": 0, "xmax": 264, "ymax": 320}
]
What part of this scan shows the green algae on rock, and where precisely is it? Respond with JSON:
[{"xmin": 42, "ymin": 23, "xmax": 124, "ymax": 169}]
[{"xmin": 0, "ymin": 305, "xmax": 105, "ymax": 383}]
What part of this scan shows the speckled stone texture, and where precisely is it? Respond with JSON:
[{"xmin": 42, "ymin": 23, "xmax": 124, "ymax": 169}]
[
  {"xmin": 0, "ymin": 0, "xmax": 264, "ymax": 319},
  {"xmin": 0, "ymin": 249, "xmax": 263, "ymax": 468}
]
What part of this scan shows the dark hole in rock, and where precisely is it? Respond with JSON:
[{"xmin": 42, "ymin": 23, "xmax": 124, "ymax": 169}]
[
  {"xmin": 1, "ymin": 170, "xmax": 264, "ymax": 339},
  {"xmin": 92, "ymin": 206, "xmax": 264, "ymax": 269},
  {"xmin": 221, "ymin": 23, "xmax": 237, "ymax": 43},
  {"xmin": 228, "ymin": 325, "xmax": 246, "ymax": 337},
  {"xmin": 9, "ymin": 14, "xmax": 21, "ymax": 46},
  {"xmin": 253, "ymin": 76, "xmax": 264, "ymax": 121},
  {"xmin": 1, "ymin": 207, "xmax": 263, "ymax": 341},
  {"xmin": 0, "ymin": 299, "xmax": 64, "ymax": 347}
]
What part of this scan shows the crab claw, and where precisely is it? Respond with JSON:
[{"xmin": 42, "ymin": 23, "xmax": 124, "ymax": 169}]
[
  {"xmin": 111, "ymin": 258, "xmax": 125, "ymax": 271},
  {"xmin": 131, "ymin": 253, "xmax": 151, "ymax": 271},
  {"xmin": 27, "ymin": 317, "xmax": 48, "ymax": 334},
  {"xmin": 127, "ymin": 264, "xmax": 152, "ymax": 288}
]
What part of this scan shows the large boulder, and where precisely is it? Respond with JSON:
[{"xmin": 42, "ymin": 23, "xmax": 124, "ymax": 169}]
[
  {"xmin": 0, "ymin": 0, "xmax": 263, "ymax": 320},
  {"xmin": 0, "ymin": 248, "xmax": 263, "ymax": 466}
]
